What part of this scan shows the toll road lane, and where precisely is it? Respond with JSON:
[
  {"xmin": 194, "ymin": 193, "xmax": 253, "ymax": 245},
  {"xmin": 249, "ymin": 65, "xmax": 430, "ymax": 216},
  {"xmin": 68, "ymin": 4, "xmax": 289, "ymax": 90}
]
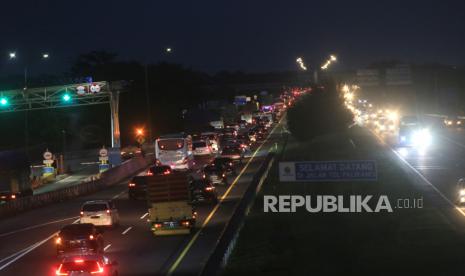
[
  {"xmin": 0, "ymin": 121, "xmax": 285, "ymax": 276},
  {"xmin": 370, "ymin": 127, "xmax": 465, "ymax": 232}
]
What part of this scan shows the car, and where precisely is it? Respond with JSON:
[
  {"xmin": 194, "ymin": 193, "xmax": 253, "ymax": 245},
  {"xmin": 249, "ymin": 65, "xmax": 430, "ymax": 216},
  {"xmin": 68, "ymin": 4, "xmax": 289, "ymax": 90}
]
[
  {"xmin": 203, "ymin": 163, "xmax": 228, "ymax": 185},
  {"xmin": 193, "ymin": 139, "xmax": 213, "ymax": 156},
  {"xmin": 146, "ymin": 165, "xmax": 172, "ymax": 176},
  {"xmin": 248, "ymin": 130, "xmax": 257, "ymax": 142},
  {"xmin": 55, "ymin": 254, "xmax": 118, "ymax": 276},
  {"xmin": 444, "ymin": 115, "xmax": 463, "ymax": 128},
  {"xmin": 128, "ymin": 165, "xmax": 171, "ymax": 199},
  {"xmin": 128, "ymin": 176, "xmax": 147, "ymax": 200},
  {"xmin": 201, "ymin": 132, "xmax": 220, "ymax": 153},
  {"xmin": 222, "ymin": 127, "xmax": 237, "ymax": 137},
  {"xmin": 56, "ymin": 224, "xmax": 104, "ymax": 255},
  {"xmin": 80, "ymin": 200, "xmax": 120, "ymax": 227},
  {"xmin": 189, "ymin": 179, "xmax": 218, "ymax": 204},
  {"xmin": 120, "ymin": 145, "xmax": 141, "ymax": 160},
  {"xmin": 256, "ymin": 130, "xmax": 267, "ymax": 141},
  {"xmin": 212, "ymin": 157, "xmax": 237, "ymax": 175},
  {"xmin": 220, "ymin": 145, "xmax": 244, "ymax": 163},
  {"xmin": 236, "ymin": 133, "xmax": 252, "ymax": 151}
]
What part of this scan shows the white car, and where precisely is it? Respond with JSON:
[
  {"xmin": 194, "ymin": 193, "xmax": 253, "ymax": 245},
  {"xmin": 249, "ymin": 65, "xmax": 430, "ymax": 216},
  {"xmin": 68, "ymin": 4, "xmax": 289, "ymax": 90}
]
[
  {"xmin": 80, "ymin": 200, "xmax": 120, "ymax": 227},
  {"xmin": 193, "ymin": 139, "xmax": 212, "ymax": 156}
]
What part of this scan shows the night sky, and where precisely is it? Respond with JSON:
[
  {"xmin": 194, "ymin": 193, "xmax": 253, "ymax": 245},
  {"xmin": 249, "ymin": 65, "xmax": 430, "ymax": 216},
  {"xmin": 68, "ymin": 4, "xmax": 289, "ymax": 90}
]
[{"xmin": 1, "ymin": 0, "xmax": 464, "ymax": 74}]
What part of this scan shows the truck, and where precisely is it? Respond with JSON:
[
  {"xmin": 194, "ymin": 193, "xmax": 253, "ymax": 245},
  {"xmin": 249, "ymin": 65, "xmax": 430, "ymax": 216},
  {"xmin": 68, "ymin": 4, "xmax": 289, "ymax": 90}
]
[
  {"xmin": 147, "ymin": 172, "xmax": 196, "ymax": 235},
  {"xmin": 0, "ymin": 150, "xmax": 33, "ymax": 201}
]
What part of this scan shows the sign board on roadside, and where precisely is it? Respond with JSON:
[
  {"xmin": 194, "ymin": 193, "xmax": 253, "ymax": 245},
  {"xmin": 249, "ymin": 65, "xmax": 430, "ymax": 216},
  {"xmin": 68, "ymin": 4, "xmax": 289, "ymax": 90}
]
[
  {"xmin": 99, "ymin": 148, "xmax": 108, "ymax": 157},
  {"xmin": 99, "ymin": 156, "xmax": 109, "ymax": 162},
  {"xmin": 43, "ymin": 151, "xmax": 53, "ymax": 160},
  {"xmin": 43, "ymin": 159, "xmax": 54, "ymax": 165},
  {"xmin": 279, "ymin": 160, "xmax": 377, "ymax": 182}
]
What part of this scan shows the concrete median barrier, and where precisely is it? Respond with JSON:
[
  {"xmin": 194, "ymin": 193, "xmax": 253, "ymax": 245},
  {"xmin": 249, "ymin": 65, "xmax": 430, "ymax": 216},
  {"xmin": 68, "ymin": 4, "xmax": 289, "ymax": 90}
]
[{"xmin": 0, "ymin": 154, "xmax": 154, "ymax": 219}]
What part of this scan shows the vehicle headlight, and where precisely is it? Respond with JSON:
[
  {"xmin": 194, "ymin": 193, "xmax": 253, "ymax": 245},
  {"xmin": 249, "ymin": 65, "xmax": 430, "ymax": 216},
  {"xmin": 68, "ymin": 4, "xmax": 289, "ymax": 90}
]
[
  {"xmin": 412, "ymin": 129, "xmax": 432, "ymax": 147},
  {"xmin": 457, "ymin": 121, "xmax": 462, "ymax": 125},
  {"xmin": 460, "ymin": 189, "xmax": 465, "ymax": 196}
]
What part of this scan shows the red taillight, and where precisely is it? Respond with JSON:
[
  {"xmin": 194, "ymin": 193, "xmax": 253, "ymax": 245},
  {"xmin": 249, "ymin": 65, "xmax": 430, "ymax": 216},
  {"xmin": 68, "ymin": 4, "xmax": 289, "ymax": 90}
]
[
  {"xmin": 128, "ymin": 183, "xmax": 136, "ymax": 187},
  {"xmin": 89, "ymin": 235, "xmax": 94, "ymax": 240},
  {"xmin": 222, "ymin": 173, "xmax": 226, "ymax": 178},
  {"xmin": 106, "ymin": 209, "xmax": 111, "ymax": 214},
  {"xmin": 11, "ymin": 194, "xmax": 16, "ymax": 199},
  {"xmin": 163, "ymin": 170, "xmax": 171, "ymax": 175},
  {"xmin": 56, "ymin": 264, "xmax": 68, "ymax": 275},
  {"xmin": 55, "ymin": 237, "xmax": 62, "ymax": 245},
  {"xmin": 181, "ymin": 221, "xmax": 190, "ymax": 227},
  {"xmin": 205, "ymin": 186, "xmax": 214, "ymax": 191},
  {"xmin": 80, "ymin": 211, "xmax": 84, "ymax": 216},
  {"xmin": 154, "ymin": 223, "xmax": 162, "ymax": 228},
  {"xmin": 146, "ymin": 171, "xmax": 154, "ymax": 176},
  {"xmin": 74, "ymin": 259, "xmax": 84, "ymax": 263}
]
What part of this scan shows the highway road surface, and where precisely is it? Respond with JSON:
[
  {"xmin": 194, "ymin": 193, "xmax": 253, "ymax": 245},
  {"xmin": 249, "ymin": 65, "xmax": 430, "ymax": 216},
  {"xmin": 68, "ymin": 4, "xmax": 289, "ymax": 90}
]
[{"xmin": 0, "ymin": 120, "xmax": 286, "ymax": 276}]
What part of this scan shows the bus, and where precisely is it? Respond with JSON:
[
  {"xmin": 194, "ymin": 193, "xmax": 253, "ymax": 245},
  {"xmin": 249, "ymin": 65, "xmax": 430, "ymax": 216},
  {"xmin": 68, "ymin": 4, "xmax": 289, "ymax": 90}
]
[{"xmin": 155, "ymin": 134, "xmax": 194, "ymax": 171}]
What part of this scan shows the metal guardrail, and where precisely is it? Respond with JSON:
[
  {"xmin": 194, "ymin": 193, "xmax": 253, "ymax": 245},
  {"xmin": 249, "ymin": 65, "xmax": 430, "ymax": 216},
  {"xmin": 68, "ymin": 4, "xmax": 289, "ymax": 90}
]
[
  {"xmin": 0, "ymin": 155, "xmax": 154, "ymax": 218},
  {"xmin": 199, "ymin": 152, "xmax": 276, "ymax": 276},
  {"xmin": 199, "ymin": 127, "xmax": 290, "ymax": 276}
]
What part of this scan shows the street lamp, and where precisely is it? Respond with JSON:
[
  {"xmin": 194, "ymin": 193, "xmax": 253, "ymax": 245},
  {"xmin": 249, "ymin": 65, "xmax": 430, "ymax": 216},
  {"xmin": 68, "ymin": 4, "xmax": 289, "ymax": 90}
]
[
  {"xmin": 296, "ymin": 57, "xmax": 307, "ymax": 71},
  {"xmin": 42, "ymin": 53, "xmax": 49, "ymax": 59},
  {"xmin": 9, "ymin": 52, "xmax": 16, "ymax": 59}
]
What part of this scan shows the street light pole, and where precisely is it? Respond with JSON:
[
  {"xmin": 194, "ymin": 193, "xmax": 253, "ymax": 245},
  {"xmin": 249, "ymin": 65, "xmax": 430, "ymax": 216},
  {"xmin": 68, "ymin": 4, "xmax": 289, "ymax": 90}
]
[{"xmin": 144, "ymin": 64, "xmax": 153, "ymax": 142}]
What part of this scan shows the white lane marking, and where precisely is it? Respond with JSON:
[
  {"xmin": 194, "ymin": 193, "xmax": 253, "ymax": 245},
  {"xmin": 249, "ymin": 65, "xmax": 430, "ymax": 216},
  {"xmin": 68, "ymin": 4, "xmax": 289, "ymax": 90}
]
[
  {"xmin": 140, "ymin": 213, "xmax": 149, "ymax": 220},
  {"xmin": 112, "ymin": 190, "xmax": 126, "ymax": 199},
  {"xmin": 349, "ymin": 138, "xmax": 356, "ymax": 149},
  {"xmin": 391, "ymin": 149, "xmax": 465, "ymax": 216},
  {"xmin": 0, "ymin": 232, "xmax": 58, "ymax": 271},
  {"xmin": 121, "ymin": 227, "xmax": 132, "ymax": 235},
  {"xmin": 0, "ymin": 216, "xmax": 78, "ymax": 238},
  {"xmin": 370, "ymin": 128, "xmax": 465, "ymax": 217},
  {"xmin": 104, "ymin": 244, "xmax": 112, "ymax": 251}
]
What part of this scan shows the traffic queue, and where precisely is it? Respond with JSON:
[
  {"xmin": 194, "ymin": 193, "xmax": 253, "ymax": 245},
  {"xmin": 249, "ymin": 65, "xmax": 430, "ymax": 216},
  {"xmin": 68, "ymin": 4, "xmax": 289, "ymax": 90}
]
[{"xmin": 48, "ymin": 90, "xmax": 296, "ymax": 275}]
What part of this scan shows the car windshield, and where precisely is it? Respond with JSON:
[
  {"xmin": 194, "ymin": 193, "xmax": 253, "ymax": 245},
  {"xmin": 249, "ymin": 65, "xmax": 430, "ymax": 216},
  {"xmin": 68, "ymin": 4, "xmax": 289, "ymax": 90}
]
[
  {"xmin": 60, "ymin": 224, "xmax": 93, "ymax": 238},
  {"xmin": 158, "ymin": 139, "xmax": 184, "ymax": 150},
  {"xmin": 82, "ymin": 203, "xmax": 108, "ymax": 212},
  {"xmin": 193, "ymin": 141, "xmax": 207, "ymax": 148}
]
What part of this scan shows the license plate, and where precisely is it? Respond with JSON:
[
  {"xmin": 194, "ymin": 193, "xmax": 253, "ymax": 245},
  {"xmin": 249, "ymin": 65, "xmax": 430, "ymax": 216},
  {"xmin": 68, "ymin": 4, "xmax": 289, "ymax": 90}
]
[{"xmin": 164, "ymin": 222, "xmax": 178, "ymax": 228}]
